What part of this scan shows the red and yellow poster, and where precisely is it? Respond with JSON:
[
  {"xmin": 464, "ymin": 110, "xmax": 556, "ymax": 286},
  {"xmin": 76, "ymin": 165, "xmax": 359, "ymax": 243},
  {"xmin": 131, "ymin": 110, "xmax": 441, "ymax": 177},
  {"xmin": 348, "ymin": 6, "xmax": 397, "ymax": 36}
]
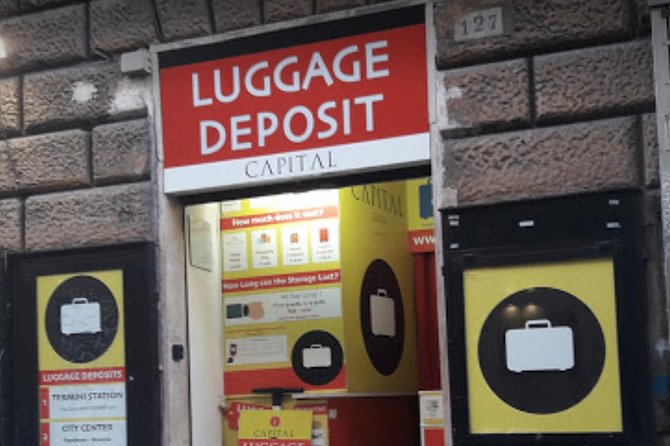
[
  {"xmin": 222, "ymin": 191, "xmax": 347, "ymax": 396},
  {"xmin": 224, "ymin": 398, "xmax": 329, "ymax": 446},
  {"xmin": 222, "ymin": 182, "xmax": 419, "ymax": 397},
  {"xmin": 238, "ymin": 409, "xmax": 313, "ymax": 446},
  {"xmin": 36, "ymin": 270, "xmax": 126, "ymax": 446}
]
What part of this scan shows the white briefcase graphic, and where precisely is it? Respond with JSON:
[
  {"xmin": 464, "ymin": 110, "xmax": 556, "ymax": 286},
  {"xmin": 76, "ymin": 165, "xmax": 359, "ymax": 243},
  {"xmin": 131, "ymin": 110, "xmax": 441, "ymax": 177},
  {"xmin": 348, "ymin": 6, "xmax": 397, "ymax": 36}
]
[
  {"xmin": 370, "ymin": 289, "xmax": 396, "ymax": 337},
  {"xmin": 60, "ymin": 298, "xmax": 102, "ymax": 335},
  {"xmin": 302, "ymin": 345, "xmax": 332, "ymax": 368},
  {"xmin": 505, "ymin": 319, "xmax": 574, "ymax": 373}
]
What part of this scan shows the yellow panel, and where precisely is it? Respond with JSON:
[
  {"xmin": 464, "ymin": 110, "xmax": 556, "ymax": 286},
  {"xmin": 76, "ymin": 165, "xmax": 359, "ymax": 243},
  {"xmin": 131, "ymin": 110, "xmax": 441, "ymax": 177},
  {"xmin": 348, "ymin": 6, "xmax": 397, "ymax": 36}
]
[
  {"xmin": 339, "ymin": 181, "xmax": 418, "ymax": 393},
  {"xmin": 463, "ymin": 258, "xmax": 622, "ymax": 433}
]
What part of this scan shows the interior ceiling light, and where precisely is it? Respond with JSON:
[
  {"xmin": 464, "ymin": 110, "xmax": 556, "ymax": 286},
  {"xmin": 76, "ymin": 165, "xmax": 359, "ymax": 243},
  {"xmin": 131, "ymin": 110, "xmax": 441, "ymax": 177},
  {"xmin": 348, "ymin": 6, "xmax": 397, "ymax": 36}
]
[{"xmin": 0, "ymin": 38, "xmax": 7, "ymax": 59}]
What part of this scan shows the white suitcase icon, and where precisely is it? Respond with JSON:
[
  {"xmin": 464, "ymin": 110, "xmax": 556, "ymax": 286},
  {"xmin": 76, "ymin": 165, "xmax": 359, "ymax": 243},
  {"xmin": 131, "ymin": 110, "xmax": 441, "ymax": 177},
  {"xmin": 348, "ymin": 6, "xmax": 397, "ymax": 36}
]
[
  {"xmin": 370, "ymin": 289, "xmax": 396, "ymax": 337},
  {"xmin": 302, "ymin": 345, "xmax": 332, "ymax": 368},
  {"xmin": 60, "ymin": 298, "xmax": 102, "ymax": 335},
  {"xmin": 505, "ymin": 319, "xmax": 574, "ymax": 373}
]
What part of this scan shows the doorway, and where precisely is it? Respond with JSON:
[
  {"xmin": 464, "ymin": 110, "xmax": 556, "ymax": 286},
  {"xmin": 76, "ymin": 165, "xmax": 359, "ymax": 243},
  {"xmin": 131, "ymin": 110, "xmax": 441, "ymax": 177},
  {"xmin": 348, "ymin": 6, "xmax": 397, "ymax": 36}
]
[{"xmin": 183, "ymin": 176, "xmax": 440, "ymax": 445}]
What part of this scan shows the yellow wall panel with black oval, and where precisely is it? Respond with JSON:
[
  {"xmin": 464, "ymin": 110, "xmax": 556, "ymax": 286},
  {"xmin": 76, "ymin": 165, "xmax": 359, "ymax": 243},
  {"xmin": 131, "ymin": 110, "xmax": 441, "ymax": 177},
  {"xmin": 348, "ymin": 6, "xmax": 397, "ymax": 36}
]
[{"xmin": 463, "ymin": 257, "xmax": 621, "ymax": 433}]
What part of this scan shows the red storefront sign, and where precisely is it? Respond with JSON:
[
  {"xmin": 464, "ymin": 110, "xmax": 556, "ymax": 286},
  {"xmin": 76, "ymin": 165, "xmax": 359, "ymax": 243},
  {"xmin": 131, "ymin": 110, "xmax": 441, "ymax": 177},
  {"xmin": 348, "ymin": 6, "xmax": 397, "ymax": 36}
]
[{"xmin": 156, "ymin": 7, "xmax": 429, "ymax": 194}]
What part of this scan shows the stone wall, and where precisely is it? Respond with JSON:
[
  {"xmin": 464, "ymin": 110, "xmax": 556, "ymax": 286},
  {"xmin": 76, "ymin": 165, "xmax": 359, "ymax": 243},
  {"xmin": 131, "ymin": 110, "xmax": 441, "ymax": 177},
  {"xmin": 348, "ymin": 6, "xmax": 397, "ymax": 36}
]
[
  {"xmin": 0, "ymin": 0, "xmax": 664, "ymax": 443},
  {"xmin": 0, "ymin": 3, "xmax": 154, "ymax": 252}
]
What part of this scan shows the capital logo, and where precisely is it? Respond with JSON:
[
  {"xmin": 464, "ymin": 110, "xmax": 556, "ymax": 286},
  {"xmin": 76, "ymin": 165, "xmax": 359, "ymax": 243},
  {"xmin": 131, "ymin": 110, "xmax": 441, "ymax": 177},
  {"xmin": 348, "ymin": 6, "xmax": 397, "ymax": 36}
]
[{"xmin": 270, "ymin": 416, "xmax": 281, "ymax": 427}]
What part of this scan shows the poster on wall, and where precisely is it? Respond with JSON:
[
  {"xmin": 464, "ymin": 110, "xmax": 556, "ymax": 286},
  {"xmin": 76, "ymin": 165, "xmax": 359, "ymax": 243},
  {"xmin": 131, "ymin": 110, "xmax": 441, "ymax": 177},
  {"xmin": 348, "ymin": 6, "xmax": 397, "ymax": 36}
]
[
  {"xmin": 224, "ymin": 399, "xmax": 328, "ymax": 446},
  {"xmin": 221, "ymin": 190, "xmax": 347, "ymax": 396},
  {"xmin": 463, "ymin": 258, "xmax": 622, "ymax": 434},
  {"xmin": 237, "ymin": 409, "xmax": 313, "ymax": 446},
  {"xmin": 406, "ymin": 177, "xmax": 434, "ymax": 253},
  {"xmin": 36, "ymin": 270, "xmax": 127, "ymax": 446},
  {"xmin": 221, "ymin": 181, "xmax": 419, "ymax": 397},
  {"xmin": 155, "ymin": 6, "xmax": 430, "ymax": 194}
]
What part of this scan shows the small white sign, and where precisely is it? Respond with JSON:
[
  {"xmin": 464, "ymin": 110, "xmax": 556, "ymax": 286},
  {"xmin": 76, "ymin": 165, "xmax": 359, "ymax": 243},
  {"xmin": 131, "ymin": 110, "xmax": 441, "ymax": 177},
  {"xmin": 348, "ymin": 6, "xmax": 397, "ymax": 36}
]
[
  {"xmin": 223, "ymin": 232, "xmax": 248, "ymax": 272},
  {"xmin": 47, "ymin": 420, "xmax": 126, "ymax": 446},
  {"xmin": 453, "ymin": 7, "xmax": 505, "ymax": 42},
  {"xmin": 251, "ymin": 229, "xmax": 278, "ymax": 269},
  {"xmin": 221, "ymin": 200, "xmax": 242, "ymax": 213},
  {"xmin": 282, "ymin": 224, "xmax": 309, "ymax": 266},
  {"xmin": 188, "ymin": 215, "xmax": 213, "ymax": 271},
  {"xmin": 419, "ymin": 391, "xmax": 445, "ymax": 425},
  {"xmin": 224, "ymin": 287, "xmax": 342, "ymax": 325},
  {"xmin": 225, "ymin": 335, "xmax": 288, "ymax": 366},
  {"xmin": 310, "ymin": 220, "xmax": 340, "ymax": 263},
  {"xmin": 47, "ymin": 383, "xmax": 126, "ymax": 420}
]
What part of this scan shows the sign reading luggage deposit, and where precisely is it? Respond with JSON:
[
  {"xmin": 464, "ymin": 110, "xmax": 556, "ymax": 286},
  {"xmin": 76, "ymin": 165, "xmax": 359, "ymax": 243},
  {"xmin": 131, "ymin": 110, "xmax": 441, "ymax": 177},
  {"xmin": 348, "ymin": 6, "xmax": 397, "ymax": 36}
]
[
  {"xmin": 36, "ymin": 270, "xmax": 127, "ymax": 446},
  {"xmin": 156, "ymin": 7, "xmax": 429, "ymax": 194}
]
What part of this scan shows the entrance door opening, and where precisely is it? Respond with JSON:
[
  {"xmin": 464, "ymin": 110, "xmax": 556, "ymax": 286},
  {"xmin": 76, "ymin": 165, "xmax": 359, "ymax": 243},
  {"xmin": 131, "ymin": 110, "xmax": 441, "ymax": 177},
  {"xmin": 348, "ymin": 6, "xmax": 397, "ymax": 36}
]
[{"xmin": 184, "ymin": 176, "xmax": 441, "ymax": 446}]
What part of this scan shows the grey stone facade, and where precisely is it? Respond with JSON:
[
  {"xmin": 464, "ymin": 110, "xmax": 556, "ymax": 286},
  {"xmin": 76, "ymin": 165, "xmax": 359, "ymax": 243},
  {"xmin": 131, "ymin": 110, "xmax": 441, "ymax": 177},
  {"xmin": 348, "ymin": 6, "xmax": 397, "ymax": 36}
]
[
  {"xmin": 0, "ymin": 0, "xmax": 663, "ymax": 443},
  {"xmin": 438, "ymin": 0, "xmax": 665, "ymax": 434}
]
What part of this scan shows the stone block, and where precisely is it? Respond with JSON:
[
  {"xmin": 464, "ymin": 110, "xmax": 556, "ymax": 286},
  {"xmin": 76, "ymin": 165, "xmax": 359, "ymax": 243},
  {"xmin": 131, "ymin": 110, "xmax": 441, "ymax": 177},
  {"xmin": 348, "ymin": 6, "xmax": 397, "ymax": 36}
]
[
  {"xmin": 5, "ymin": 129, "xmax": 89, "ymax": 193},
  {"xmin": 0, "ymin": 5, "xmax": 86, "ymax": 74},
  {"xmin": 264, "ymin": 0, "xmax": 312, "ymax": 23},
  {"xmin": 435, "ymin": 0, "xmax": 632, "ymax": 68},
  {"xmin": 643, "ymin": 113, "xmax": 659, "ymax": 188},
  {"xmin": 316, "ymin": 0, "xmax": 365, "ymax": 14},
  {"xmin": 212, "ymin": 0, "xmax": 260, "ymax": 32},
  {"xmin": 19, "ymin": 0, "xmax": 74, "ymax": 10},
  {"xmin": 637, "ymin": 0, "xmax": 651, "ymax": 34},
  {"xmin": 93, "ymin": 118, "xmax": 150, "ymax": 184},
  {"xmin": 156, "ymin": 0, "xmax": 211, "ymax": 40},
  {"xmin": 535, "ymin": 40, "xmax": 654, "ymax": 122},
  {"xmin": 25, "ymin": 181, "xmax": 153, "ymax": 251},
  {"xmin": 0, "ymin": 198, "xmax": 21, "ymax": 251},
  {"xmin": 444, "ymin": 117, "xmax": 640, "ymax": 205},
  {"xmin": 0, "ymin": 77, "xmax": 20, "ymax": 135},
  {"xmin": 23, "ymin": 60, "xmax": 149, "ymax": 131},
  {"xmin": 90, "ymin": 0, "xmax": 157, "ymax": 54},
  {"xmin": 0, "ymin": 141, "xmax": 14, "ymax": 192},
  {"xmin": 0, "ymin": 0, "xmax": 17, "ymax": 18},
  {"xmin": 442, "ymin": 58, "xmax": 529, "ymax": 132}
]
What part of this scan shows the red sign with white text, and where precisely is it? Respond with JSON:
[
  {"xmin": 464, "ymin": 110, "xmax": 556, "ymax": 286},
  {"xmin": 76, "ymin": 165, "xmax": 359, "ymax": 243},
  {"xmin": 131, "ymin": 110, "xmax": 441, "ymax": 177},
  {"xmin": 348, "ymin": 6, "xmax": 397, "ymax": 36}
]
[
  {"xmin": 220, "ymin": 206, "xmax": 339, "ymax": 230},
  {"xmin": 157, "ymin": 8, "xmax": 429, "ymax": 194}
]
